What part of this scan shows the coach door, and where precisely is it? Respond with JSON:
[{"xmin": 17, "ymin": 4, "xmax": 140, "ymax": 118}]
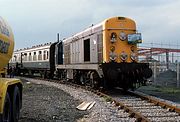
[
  {"xmin": 56, "ymin": 41, "xmax": 63, "ymax": 65},
  {"xmin": 90, "ymin": 35, "xmax": 98, "ymax": 63}
]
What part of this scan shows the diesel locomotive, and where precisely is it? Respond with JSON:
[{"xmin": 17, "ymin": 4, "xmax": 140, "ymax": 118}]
[{"xmin": 10, "ymin": 16, "xmax": 152, "ymax": 90}]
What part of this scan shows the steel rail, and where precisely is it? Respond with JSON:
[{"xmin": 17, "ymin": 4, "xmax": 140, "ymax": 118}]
[
  {"xmin": 92, "ymin": 91, "xmax": 151, "ymax": 122},
  {"xmin": 128, "ymin": 91, "xmax": 180, "ymax": 114}
]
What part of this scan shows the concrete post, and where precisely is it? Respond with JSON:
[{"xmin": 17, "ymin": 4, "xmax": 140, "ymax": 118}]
[
  {"xmin": 177, "ymin": 63, "xmax": 180, "ymax": 88},
  {"xmin": 153, "ymin": 62, "xmax": 157, "ymax": 84},
  {"xmin": 172, "ymin": 53, "xmax": 174, "ymax": 63},
  {"xmin": 166, "ymin": 51, "xmax": 169, "ymax": 70}
]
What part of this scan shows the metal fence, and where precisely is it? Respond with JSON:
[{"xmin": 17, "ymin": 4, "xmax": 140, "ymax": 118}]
[{"xmin": 150, "ymin": 62, "xmax": 180, "ymax": 88}]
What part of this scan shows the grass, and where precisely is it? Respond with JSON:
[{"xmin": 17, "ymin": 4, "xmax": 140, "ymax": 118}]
[
  {"xmin": 138, "ymin": 85, "xmax": 180, "ymax": 94},
  {"xmin": 157, "ymin": 87, "xmax": 180, "ymax": 94}
]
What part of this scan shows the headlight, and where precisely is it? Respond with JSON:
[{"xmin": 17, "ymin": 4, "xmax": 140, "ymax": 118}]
[
  {"xmin": 120, "ymin": 52, "xmax": 128, "ymax": 61},
  {"xmin": 130, "ymin": 53, "xmax": 137, "ymax": 61},
  {"xmin": 109, "ymin": 52, "xmax": 117, "ymax": 61},
  {"xmin": 110, "ymin": 32, "xmax": 117, "ymax": 43},
  {"xmin": 119, "ymin": 32, "xmax": 126, "ymax": 41}
]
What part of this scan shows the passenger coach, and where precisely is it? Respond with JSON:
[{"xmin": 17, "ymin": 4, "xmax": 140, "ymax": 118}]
[{"xmin": 9, "ymin": 42, "xmax": 57, "ymax": 78}]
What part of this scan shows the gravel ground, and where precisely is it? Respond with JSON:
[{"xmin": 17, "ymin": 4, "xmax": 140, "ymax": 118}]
[
  {"xmin": 19, "ymin": 78, "xmax": 135, "ymax": 122},
  {"xmin": 19, "ymin": 79, "xmax": 88, "ymax": 122},
  {"xmin": 18, "ymin": 75, "xmax": 180, "ymax": 122}
]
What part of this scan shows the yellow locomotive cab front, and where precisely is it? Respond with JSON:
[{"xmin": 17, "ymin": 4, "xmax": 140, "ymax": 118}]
[
  {"xmin": 102, "ymin": 17, "xmax": 139, "ymax": 63},
  {"xmin": 0, "ymin": 16, "xmax": 22, "ymax": 122},
  {"xmin": 101, "ymin": 17, "xmax": 152, "ymax": 90}
]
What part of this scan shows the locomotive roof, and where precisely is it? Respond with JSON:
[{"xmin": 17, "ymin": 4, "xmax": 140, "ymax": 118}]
[
  {"xmin": 62, "ymin": 16, "xmax": 135, "ymax": 44},
  {"xmin": 62, "ymin": 21, "xmax": 103, "ymax": 44}
]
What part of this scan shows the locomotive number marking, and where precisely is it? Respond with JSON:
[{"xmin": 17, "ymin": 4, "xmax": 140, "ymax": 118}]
[
  {"xmin": 0, "ymin": 23, "xmax": 10, "ymax": 37},
  {"xmin": 0, "ymin": 39, "xmax": 10, "ymax": 54}
]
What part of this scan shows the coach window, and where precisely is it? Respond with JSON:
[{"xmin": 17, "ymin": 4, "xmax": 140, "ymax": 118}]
[
  {"xmin": 47, "ymin": 51, "xmax": 49, "ymax": 60},
  {"xmin": 24, "ymin": 53, "xmax": 27, "ymax": 61},
  {"xmin": 18, "ymin": 54, "xmax": 21, "ymax": 61},
  {"xmin": 29, "ymin": 53, "xmax": 32, "ymax": 61},
  {"xmin": 14, "ymin": 55, "xmax": 17, "ymax": 62},
  {"xmin": 43, "ymin": 51, "xmax": 46, "ymax": 60},
  {"xmin": 84, "ymin": 39, "xmax": 90, "ymax": 62},
  {"xmin": 33, "ymin": 52, "xmax": 37, "ymax": 61},
  {"xmin": 38, "ymin": 51, "xmax": 42, "ymax": 60}
]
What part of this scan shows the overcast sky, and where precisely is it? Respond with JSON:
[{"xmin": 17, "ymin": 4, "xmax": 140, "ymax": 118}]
[{"xmin": 1, "ymin": 0, "xmax": 180, "ymax": 49}]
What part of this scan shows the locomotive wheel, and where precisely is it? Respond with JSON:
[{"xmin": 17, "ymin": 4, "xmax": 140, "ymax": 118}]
[
  {"xmin": 90, "ymin": 72, "xmax": 99, "ymax": 89},
  {"xmin": 1, "ymin": 73, "xmax": 5, "ymax": 78},
  {"xmin": 80, "ymin": 73, "xmax": 85, "ymax": 85},
  {"xmin": 144, "ymin": 68, "xmax": 153, "ymax": 79},
  {"xmin": 42, "ymin": 71, "xmax": 47, "ymax": 79},
  {"xmin": 12, "ymin": 86, "xmax": 21, "ymax": 122},
  {"xmin": 73, "ymin": 70, "xmax": 80, "ymax": 84},
  {"xmin": 90, "ymin": 72, "xmax": 95, "ymax": 88},
  {"xmin": 1, "ymin": 92, "xmax": 12, "ymax": 122},
  {"xmin": 80, "ymin": 75, "xmax": 84, "ymax": 84},
  {"xmin": 90, "ymin": 78, "xmax": 95, "ymax": 88},
  {"xmin": 121, "ymin": 73, "xmax": 128, "ymax": 91}
]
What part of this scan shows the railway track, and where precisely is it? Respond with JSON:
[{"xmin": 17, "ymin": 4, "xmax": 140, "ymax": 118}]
[
  {"xmin": 104, "ymin": 89, "xmax": 180, "ymax": 122},
  {"xmin": 19, "ymin": 76, "xmax": 180, "ymax": 122}
]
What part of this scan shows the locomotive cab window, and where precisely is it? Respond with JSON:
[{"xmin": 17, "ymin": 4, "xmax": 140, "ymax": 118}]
[{"xmin": 84, "ymin": 39, "xmax": 90, "ymax": 62}]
